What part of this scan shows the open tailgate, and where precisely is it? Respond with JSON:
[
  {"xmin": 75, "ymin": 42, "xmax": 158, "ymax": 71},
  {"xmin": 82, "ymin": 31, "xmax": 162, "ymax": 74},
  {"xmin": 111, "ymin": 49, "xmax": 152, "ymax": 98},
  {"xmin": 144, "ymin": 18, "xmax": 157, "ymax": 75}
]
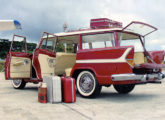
[{"xmin": 122, "ymin": 21, "xmax": 157, "ymax": 37}]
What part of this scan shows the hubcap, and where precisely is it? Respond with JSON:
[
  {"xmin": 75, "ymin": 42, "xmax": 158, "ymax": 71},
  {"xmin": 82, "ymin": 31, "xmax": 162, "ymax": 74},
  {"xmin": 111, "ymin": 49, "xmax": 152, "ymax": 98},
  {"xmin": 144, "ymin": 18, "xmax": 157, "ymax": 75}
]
[
  {"xmin": 79, "ymin": 73, "xmax": 94, "ymax": 93},
  {"xmin": 13, "ymin": 79, "xmax": 22, "ymax": 86}
]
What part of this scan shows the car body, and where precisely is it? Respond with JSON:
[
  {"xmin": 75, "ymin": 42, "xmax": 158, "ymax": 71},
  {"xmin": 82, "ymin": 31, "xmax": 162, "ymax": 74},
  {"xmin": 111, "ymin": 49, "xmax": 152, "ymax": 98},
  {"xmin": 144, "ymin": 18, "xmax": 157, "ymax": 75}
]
[{"xmin": 5, "ymin": 18, "xmax": 165, "ymax": 97}]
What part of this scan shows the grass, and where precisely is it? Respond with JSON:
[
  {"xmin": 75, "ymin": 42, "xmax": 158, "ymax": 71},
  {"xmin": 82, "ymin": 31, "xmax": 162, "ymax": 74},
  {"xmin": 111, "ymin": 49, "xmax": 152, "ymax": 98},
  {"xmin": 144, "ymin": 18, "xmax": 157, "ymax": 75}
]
[{"xmin": 0, "ymin": 61, "xmax": 4, "ymax": 72}]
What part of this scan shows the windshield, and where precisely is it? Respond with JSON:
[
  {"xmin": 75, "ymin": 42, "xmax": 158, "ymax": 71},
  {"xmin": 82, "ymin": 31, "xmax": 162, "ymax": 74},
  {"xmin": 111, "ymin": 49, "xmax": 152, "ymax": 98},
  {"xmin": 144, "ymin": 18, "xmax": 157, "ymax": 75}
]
[{"xmin": 118, "ymin": 32, "xmax": 144, "ymax": 52}]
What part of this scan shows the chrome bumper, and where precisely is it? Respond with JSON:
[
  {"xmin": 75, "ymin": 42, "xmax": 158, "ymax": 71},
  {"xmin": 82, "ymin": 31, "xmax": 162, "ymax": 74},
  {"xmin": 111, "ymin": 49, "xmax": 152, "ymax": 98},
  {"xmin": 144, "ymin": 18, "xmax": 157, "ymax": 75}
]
[{"xmin": 111, "ymin": 73, "xmax": 165, "ymax": 82}]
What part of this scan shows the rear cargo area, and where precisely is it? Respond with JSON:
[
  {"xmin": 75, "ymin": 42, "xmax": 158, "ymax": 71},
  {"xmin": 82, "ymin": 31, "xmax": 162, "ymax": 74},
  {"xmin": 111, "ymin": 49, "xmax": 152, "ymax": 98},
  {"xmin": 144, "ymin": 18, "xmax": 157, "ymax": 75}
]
[{"xmin": 133, "ymin": 50, "xmax": 165, "ymax": 74}]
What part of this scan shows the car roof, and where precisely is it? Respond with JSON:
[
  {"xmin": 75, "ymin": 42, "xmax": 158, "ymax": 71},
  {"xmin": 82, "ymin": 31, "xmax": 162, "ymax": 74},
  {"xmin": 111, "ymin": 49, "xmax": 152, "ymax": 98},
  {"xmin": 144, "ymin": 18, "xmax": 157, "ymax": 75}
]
[{"xmin": 55, "ymin": 28, "xmax": 123, "ymax": 37}]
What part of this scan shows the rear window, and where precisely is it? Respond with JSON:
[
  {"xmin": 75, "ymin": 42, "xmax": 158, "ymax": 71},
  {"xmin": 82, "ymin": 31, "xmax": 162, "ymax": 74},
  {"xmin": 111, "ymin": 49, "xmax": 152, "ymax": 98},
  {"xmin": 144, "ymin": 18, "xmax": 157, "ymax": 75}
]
[{"xmin": 118, "ymin": 32, "xmax": 144, "ymax": 52}]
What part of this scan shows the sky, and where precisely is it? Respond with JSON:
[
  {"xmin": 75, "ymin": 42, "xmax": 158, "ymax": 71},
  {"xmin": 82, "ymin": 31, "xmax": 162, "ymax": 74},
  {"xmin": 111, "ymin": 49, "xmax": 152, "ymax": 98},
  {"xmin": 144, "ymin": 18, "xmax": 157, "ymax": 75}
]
[{"xmin": 0, "ymin": 0, "xmax": 165, "ymax": 51}]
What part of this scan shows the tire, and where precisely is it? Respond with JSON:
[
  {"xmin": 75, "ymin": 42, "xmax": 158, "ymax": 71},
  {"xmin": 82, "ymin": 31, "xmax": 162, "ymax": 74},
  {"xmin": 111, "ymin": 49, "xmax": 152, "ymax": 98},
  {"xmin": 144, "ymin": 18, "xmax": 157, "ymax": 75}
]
[
  {"xmin": 113, "ymin": 84, "xmax": 135, "ymax": 94},
  {"xmin": 12, "ymin": 79, "xmax": 26, "ymax": 89},
  {"xmin": 76, "ymin": 71, "xmax": 102, "ymax": 98}
]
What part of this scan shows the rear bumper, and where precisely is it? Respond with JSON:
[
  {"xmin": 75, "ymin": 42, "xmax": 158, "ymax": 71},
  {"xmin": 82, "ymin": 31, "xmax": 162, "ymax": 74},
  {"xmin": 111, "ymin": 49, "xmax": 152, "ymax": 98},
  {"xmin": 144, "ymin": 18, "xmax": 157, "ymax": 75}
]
[{"xmin": 111, "ymin": 73, "xmax": 165, "ymax": 82}]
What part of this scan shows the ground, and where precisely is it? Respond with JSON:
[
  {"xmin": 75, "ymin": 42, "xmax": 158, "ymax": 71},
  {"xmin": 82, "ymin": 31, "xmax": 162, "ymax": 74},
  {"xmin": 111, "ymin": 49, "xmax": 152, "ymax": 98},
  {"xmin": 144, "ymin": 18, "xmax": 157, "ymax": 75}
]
[{"xmin": 0, "ymin": 72, "xmax": 165, "ymax": 120}]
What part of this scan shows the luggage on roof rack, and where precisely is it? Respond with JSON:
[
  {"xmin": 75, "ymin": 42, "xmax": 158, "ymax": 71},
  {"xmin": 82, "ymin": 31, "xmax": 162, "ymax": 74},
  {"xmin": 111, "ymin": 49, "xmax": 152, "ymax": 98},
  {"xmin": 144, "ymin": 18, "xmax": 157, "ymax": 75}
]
[{"xmin": 90, "ymin": 18, "xmax": 122, "ymax": 29}]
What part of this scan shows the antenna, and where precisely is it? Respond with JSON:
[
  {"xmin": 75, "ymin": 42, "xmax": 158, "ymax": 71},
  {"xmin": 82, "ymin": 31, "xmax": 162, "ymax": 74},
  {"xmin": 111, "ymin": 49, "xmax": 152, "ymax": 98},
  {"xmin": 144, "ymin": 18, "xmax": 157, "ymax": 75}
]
[{"xmin": 63, "ymin": 22, "xmax": 67, "ymax": 32}]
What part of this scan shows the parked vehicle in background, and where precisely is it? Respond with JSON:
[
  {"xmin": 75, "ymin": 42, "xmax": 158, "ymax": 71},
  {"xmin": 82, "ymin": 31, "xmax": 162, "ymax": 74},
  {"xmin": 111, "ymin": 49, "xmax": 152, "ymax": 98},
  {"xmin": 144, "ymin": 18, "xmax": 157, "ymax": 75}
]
[{"xmin": 5, "ymin": 18, "xmax": 165, "ymax": 98}]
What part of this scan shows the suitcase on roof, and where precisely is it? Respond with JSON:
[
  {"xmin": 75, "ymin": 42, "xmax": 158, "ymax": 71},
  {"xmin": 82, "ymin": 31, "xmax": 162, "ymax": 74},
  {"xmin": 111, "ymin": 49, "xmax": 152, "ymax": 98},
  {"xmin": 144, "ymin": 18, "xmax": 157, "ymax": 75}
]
[
  {"xmin": 90, "ymin": 18, "xmax": 122, "ymax": 29},
  {"xmin": 61, "ymin": 77, "xmax": 76, "ymax": 103}
]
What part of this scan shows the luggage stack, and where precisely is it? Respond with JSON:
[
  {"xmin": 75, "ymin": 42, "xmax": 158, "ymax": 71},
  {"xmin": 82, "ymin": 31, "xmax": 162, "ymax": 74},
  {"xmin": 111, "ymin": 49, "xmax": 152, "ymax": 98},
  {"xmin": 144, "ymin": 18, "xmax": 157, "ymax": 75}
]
[{"xmin": 39, "ymin": 76, "xmax": 76, "ymax": 104}]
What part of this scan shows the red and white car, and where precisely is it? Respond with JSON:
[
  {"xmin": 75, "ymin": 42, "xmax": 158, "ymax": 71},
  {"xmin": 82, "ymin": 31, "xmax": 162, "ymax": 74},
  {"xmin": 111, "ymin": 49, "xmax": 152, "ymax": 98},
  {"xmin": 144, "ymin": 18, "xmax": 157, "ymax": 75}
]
[{"xmin": 5, "ymin": 18, "xmax": 165, "ymax": 97}]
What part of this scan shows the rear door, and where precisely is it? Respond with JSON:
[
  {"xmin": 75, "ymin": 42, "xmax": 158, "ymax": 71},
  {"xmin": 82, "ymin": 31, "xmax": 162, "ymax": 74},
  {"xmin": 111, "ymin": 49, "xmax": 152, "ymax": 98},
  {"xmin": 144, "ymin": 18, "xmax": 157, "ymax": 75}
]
[
  {"xmin": 5, "ymin": 35, "xmax": 31, "ymax": 79},
  {"xmin": 122, "ymin": 21, "xmax": 157, "ymax": 37},
  {"xmin": 32, "ymin": 32, "xmax": 56, "ymax": 79}
]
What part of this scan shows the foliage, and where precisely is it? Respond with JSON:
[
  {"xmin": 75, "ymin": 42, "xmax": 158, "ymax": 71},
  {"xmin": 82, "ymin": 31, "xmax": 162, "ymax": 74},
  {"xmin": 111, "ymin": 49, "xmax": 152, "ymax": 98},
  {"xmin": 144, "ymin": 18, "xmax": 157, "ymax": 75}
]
[
  {"xmin": 0, "ymin": 61, "xmax": 4, "ymax": 72},
  {"xmin": 56, "ymin": 43, "xmax": 75, "ymax": 53},
  {"xmin": 0, "ymin": 41, "xmax": 37, "ymax": 59}
]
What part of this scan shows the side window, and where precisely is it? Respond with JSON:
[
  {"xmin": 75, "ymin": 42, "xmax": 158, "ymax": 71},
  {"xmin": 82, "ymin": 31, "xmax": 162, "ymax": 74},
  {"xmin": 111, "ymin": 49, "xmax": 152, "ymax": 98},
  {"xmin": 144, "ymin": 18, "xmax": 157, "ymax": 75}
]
[
  {"xmin": 11, "ymin": 36, "xmax": 27, "ymax": 53},
  {"xmin": 41, "ymin": 37, "xmax": 56, "ymax": 52},
  {"xmin": 82, "ymin": 33, "xmax": 115, "ymax": 49},
  {"xmin": 118, "ymin": 32, "xmax": 143, "ymax": 52},
  {"xmin": 56, "ymin": 42, "xmax": 76, "ymax": 53}
]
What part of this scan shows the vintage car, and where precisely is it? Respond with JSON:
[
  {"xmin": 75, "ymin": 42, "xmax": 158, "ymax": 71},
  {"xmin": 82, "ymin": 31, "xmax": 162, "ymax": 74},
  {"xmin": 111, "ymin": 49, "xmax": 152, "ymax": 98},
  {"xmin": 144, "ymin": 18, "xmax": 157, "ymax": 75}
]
[{"xmin": 5, "ymin": 18, "xmax": 165, "ymax": 98}]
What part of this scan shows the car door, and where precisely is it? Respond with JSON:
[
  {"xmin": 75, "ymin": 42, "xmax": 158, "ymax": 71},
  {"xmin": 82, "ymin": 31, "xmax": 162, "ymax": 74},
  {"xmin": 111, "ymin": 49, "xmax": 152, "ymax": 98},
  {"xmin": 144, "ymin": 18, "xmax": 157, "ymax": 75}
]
[
  {"xmin": 5, "ymin": 35, "xmax": 31, "ymax": 79},
  {"xmin": 32, "ymin": 32, "xmax": 56, "ymax": 79}
]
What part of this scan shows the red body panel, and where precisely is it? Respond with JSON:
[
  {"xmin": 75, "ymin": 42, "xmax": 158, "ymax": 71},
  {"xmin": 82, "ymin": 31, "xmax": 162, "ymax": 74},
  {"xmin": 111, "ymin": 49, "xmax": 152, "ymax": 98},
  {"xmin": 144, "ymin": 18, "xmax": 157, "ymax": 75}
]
[
  {"xmin": 135, "ymin": 63, "xmax": 165, "ymax": 69},
  {"xmin": 149, "ymin": 50, "xmax": 164, "ymax": 64},
  {"xmin": 5, "ymin": 53, "xmax": 10, "ymax": 79},
  {"xmin": 71, "ymin": 46, "xmax": 133, "ymax": 85},
  {"xmin": 61, "ymin": 77, "xmax": 76, "ymax": 103},
  {"xmin": 32, "ymin": 49, "xmax": 42, "ymax": 79}
]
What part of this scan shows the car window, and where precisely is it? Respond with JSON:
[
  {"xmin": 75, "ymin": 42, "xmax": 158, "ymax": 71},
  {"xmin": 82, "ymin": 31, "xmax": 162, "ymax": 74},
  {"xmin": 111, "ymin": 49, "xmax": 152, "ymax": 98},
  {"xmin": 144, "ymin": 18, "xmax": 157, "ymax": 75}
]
[
  {"xmin": 11, "ymin": 36, "xmax": 27, "ymax": 53},
  {"xmin": 82, "ymin": 33, "xmax": 115, "ymax": 49},
  {"xmin": 118, "ymin": 32, "xmax": 144, "ymax": 52},
  {"xmin": 41, "ymin": 37, "xmax": 56, "ymax": 52}
]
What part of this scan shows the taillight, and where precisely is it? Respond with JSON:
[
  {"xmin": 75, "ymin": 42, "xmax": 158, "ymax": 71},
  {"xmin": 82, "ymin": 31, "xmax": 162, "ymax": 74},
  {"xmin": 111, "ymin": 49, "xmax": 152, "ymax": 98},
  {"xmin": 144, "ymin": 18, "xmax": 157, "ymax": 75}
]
[
  {"xmin": 127, "ymin": 59, "xmax": 135, "ymax": 67},
  {"xmin": 161, "ymin": 60, "xmax": 164, "ymax": 64},
  {"xmin": 126, "ymin": 47, "xmax": 134, "ymax": 67}
]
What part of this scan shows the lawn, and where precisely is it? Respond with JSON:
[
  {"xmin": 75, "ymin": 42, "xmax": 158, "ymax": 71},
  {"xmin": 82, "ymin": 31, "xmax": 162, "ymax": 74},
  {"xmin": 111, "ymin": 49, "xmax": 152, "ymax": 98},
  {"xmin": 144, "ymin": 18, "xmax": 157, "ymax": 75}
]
[{"xmin": 0, "ymin": 61, "xmax": 4, "ymax": 72}]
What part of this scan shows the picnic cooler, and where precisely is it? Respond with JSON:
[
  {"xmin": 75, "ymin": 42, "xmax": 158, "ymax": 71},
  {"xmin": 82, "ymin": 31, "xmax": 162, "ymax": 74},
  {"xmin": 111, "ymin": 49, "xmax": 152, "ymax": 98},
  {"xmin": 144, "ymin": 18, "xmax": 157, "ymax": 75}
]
[
  {"xmin": 61, "ymin": 77, "xmax": 76, "ymax": 103},
  {"xmin": 43, "ymin": 76, "xmax": 62, "ymax": 103}
]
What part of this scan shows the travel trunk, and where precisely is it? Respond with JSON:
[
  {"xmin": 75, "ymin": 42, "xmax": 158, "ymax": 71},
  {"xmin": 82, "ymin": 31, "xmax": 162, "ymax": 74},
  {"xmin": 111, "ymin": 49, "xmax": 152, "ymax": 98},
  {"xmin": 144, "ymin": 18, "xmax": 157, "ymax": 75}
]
[{"xmin": 61, "ymin": 77, "xmax": 76, "ymax": 103}]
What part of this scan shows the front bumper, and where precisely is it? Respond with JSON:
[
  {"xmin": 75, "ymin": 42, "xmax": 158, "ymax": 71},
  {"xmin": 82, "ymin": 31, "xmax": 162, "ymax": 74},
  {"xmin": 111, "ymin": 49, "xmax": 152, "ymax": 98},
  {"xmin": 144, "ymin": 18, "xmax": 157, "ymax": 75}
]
[{"xmin": 111, "ymin": 73, "xmax": 165, "ymax": 82}]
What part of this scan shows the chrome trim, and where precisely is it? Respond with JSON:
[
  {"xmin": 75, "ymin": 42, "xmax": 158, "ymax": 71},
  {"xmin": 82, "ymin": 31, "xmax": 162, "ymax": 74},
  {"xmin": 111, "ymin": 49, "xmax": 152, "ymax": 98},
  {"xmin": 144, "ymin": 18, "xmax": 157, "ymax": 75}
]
[{"xmin": 111, "ymin": 73, "xmax": 165, "ymax": 82}]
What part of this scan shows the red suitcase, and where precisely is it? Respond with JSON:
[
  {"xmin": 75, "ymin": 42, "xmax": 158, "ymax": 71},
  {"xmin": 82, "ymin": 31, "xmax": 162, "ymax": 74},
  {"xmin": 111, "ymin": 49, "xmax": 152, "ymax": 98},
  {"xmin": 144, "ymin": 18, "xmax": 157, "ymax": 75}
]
[
  {"xmin": 61, "ymin": 77, "xmax": 76, "ymax": 103},
  {"xmin": 90, "ymin": 18, "xmax": 122, "ymax": 29}
]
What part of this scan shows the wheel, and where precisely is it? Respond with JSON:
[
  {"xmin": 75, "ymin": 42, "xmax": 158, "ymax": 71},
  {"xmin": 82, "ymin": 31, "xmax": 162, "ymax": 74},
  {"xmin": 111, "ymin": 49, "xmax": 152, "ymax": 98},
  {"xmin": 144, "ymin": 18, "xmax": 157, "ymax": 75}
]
[
  {"xmin": 113, "ymin": 84, "xmax": 135, "ymax": 94},
  {"xmin": 76, "ymin": 71, "xmax": 102, "ymax": 98},
  {"xmin": 12, "ymin": 79, "xmax": 26, "ymax": 89}
]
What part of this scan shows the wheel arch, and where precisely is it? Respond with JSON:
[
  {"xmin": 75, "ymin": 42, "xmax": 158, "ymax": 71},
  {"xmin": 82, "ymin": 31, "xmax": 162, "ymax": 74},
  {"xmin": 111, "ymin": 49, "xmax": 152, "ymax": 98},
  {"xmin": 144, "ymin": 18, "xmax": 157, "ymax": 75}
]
[{"xmin": 71, "ymin": 68, "xmax": 97, "ymax": 80}]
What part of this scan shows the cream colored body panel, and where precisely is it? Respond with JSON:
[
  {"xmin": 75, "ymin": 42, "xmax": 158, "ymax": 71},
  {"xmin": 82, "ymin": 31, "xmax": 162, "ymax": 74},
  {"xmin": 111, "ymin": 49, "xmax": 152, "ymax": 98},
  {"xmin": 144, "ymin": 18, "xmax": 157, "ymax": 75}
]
[
  {"xmin": 38, "ymin": 54, "xmax": 55, "ymax": 78},
  {"xmin": 10, "ymin": 57, "xmax": 31, "ymax": 78},
  {"xmin": 55, "ymin": 52, "xmax": 76, "ymax": 75},
  {"xmin": 134, "ymin": 52, "xmax": 149, "ymax": 64},
  {"xmin": 134, "ymin": 52, "xmax": 145, "ymax": 64}
]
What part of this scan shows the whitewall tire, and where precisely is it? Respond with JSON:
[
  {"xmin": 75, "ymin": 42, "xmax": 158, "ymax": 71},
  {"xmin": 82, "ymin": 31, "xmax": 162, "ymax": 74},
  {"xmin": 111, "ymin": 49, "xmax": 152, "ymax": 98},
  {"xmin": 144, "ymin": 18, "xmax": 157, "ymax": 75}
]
[
  {"xmin": 76, "ymin": 71, "xmax": 102, "ymax": 98},
  {"xmin": 12, "ymin": 79, "xmax": 26, "ymax": 89}
]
